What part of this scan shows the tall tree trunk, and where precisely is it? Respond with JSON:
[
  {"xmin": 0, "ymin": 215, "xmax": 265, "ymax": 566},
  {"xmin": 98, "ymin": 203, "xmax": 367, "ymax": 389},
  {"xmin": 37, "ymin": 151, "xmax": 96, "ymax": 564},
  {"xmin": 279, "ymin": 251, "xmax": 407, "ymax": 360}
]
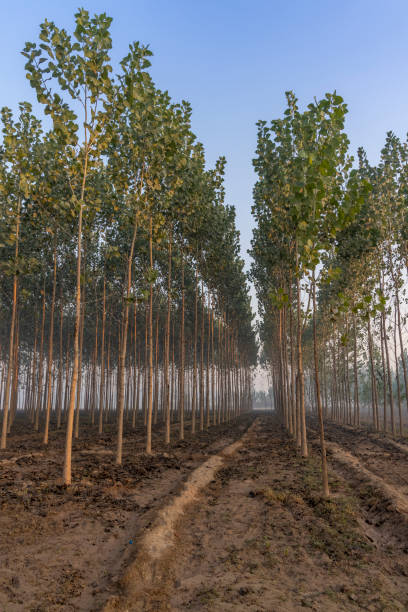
[
  {"xmin": 8, "ymin": 315, "xmax": 20, "ymax": 431},
  {"xmin": 367, "ymin": 316, "xmax": 379, "ymax": 430},
  {"xmin": 393, "ymin": 303, "xmax": 403, "ymax": 436},
  {"xmin": 312, "ymin": 274, "xmax": 329, "ymax": 497},
  {"xmin": 165, "ymin": 232, "xmax": 172, "ymax": 444},
  {"xmin": 90, "ymin": 308, "xmax": 98, "ymax": 426},
  {"xmin": 1, "ymin": 198, "xmax": 20, "ymax": 449},
  {"xmin": 63, "ymin": 136, "xmax": 89, "ymax": 485},
  {"xmin": 199, "ymin": 284, "xmax": 205, "ymax": 431},
  {"xmin": 146, "ymin": 215, "xmax": 154, "ymax": 455},
  {"xmin": 213, "ymin": 317, "xmax": 217, "ymax": 421},
  {"xmin": 179, "ymin": 254, "xmax": 185, "ymax": 440},
  {"xmin": 389, "ymin": 247, "xmax": 408, "ymax": 425},
  {"xmin": 116, "ymin": 217, "xmax": 138, "ymax": 464},
  {"xmin": 35, "ymin": 280, "xmax": 46, "ymax": 432},
  {"xmin": 132, "ymin": 300, "xmax": 138, "ymax": 429},
  {"xmin": 352, "ymin": 314, "xmax": 360, "ymax": 426},
  {"xmin": 153, "ymin": 313, "xmax": 159, "ymax": 426},
  {"xmin": 192, "ymin": 269, "xmax": 198, "ymax": 434},
  {"xmin": 296, "ymin": 248, "xmax": 307, "ymax": 457},
  {"xmin": 74, "ymin": 273, "xmax": 86, "ymax": 440},
  {"xmin": 206, "ymin": 291, "xmax": 211, "ymax": 428},
  {"xmin": 395, "ymin": 288, "xmax": 408, "ymax": 425},
  {"xmin": 56, "ymin": 289, "xmax": 64, "ymax": 429},
  {"xmin": 29, "ymin": 314, "xmax": 39, "ymax": 424},
  {"xmin": 98, "ymin": 278, "xmax": 106, "ymax": 434},
  {"xmin": 43, "ymin": 241, "xmax": 57, "ymax": 444},
  {"xmin": 381, "ymin": 305, "xmax": 395, "ymax": 436}
]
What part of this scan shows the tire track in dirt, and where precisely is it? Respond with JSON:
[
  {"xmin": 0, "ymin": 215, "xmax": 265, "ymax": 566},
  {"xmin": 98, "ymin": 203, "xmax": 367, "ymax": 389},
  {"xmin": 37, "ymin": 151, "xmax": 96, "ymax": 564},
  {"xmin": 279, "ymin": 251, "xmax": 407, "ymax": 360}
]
[
  {"xmin": 110, "ymin": 415, "xmax": 408, "ymax": 611},
  {"xmin": 0, "ymin": 413, "xmax": 256, "ymax": 611}
]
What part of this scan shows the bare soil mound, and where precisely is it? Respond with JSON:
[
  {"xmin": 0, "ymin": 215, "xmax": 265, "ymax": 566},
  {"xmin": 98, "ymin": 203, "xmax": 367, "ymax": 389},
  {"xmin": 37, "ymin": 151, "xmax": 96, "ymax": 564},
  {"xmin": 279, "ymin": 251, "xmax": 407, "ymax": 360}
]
[
  {"xmin": 2, "ymin": 414, "xmax": 408, "ymax": 611},
  {"xmin": 0, "ymin": 414, "xmax": 254, "ymax": 611},
  {"xmin": 167, "ymin": 416, "xmax": 408, "ymax": 611}
]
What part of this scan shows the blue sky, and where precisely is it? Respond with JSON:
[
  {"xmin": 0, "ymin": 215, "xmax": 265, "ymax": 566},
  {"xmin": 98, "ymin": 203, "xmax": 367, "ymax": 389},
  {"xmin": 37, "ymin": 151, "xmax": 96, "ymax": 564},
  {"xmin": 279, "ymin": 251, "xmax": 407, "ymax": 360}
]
[{"xmin": 2, "ymin": 0, "xmax": 408, "ymax": 287}]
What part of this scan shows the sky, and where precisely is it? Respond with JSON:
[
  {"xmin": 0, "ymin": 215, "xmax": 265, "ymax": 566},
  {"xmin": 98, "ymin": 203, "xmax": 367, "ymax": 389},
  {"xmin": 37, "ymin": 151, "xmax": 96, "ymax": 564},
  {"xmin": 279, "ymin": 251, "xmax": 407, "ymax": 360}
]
[{"xmin": 1, "ymin": 0, "xmax": 408, "ymax": 307}]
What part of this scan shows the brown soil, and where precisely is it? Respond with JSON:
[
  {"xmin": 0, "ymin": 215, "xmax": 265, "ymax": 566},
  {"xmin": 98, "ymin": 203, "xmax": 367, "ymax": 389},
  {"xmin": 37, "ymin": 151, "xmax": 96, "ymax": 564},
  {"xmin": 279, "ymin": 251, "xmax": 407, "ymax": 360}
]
[
  {"xmin": 315, "ymin": 420, "xmax": 408, "ymax": 495},
  {"xmin": 0, "ymin": 414, "xmax": 254, "ymax": 611},
  {"xmin": 2, "ymin": 414, "xmax": 408, "ymax": 611},
  {"xmin": 166, "ymin": 416, "xmax": 408, "ymax": 611},
  {"xmin": 104, "ymin": 419, "xmax": 260, "ymax": 611}
]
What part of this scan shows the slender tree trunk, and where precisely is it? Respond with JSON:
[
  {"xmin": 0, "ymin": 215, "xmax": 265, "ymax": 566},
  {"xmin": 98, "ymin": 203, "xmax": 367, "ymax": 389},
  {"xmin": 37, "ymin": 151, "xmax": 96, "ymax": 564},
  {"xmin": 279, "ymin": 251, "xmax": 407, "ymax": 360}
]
[
  {"xmin": 74, "ymin": 272, "xmax": 86, "ymax": 440},
  {"xmin": 296, "ymin": 249, "xmax": 307, "ymax": 457},
  {"xmin": 98, "ymin": 279, "xmax": 106, "ymax": 434},
  {"xmin": 352, "ymin": 314, "xmax": 360, "ymax": 426},
  {"xmin": 393, "ymin": 304, "xmax": 403, "ymax": 436},
  {"xmin": 378, "ymin": 312, "xmax": 388, "ymax": 432},
  {"xmin": 206, "ymin": 291, "xmax": 211, "ymax": 428},
  {"xmin": 29, "ymin": 315, "xmax": 39, "ymax": 423},
  {"xmin": 192, "ymin": 269, "xmax": 198, "ymax": 434},
  {"xmin": 116, "ymin": 217, "xmax": 138, "ymax": 464},
  {"xmin": 63, "ymin": 133, "xmax": 89, "ymax": 485},
  {"xmin": 1, "ymin": 199, "xmax": 21, "ymax": 449},
  {"xmin": 132, "ymin": 300, "xmax": 138, "ymax": 429},
  {"xmin": 211, "ymin": 298, "xmax": 217, "ymax": 425},
  {"xmin": 90, "ymin": 308, "xmax": 98, "ymax": 426},
  {"xmin": 199, "ymin": 284, "xmax": 205, "ymax": 431},
  {"xmin": 8, "ymin": 316, "xmax": 20, "ymax": 430},
  {"xmin": 312, "ymin": 274, "xmax": 329, "ymax": 497},
  {"xmin": 389, "ymin": 248, "xmax": 408, "ymax": 427},
  {"xmin": 63, "ymin": 340, "xmax": 71, "ymax": 425},
  {"xmin": 179, "ymin": 254, "xmax": 185, "ymax": 440},
  {"xmin": 56, "ymin": 289, "xmax": 64, "ymax": 429},
  {"xmin": 43, "ymin": 241, "xmax": 57, "ymax": 444},
  {"xmin": 165, "ymin": 232, "xmax": 172, "ymax": 444},
  {"xmin": 153, "ymin": 313, "xmax": 159, "ymax": 426},
  {"xmin": 35, "ymin": 280, "xmax": 46, "ymax": 432},
  {"xmin": 395, "ymin": 289, "xmax": 408, "ymax": 426},
  {"xmin": 381, "ymin": 306, "xmax": 395, "ymax": 436},
  {"xmin": 146, "ymin": 215, "xmax": 154, "ymax": 455},
  {"xmin": 367, "ymin": 316, "xmax": 379, "ymax": 430}
]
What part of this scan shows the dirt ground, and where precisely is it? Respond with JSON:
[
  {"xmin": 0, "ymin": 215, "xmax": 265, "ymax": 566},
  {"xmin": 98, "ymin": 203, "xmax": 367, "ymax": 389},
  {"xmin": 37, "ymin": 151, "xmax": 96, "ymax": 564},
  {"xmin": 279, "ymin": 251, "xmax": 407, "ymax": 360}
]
[
  {"xmin": 164, "ymin": 416, "xmax": 408, "ymax": 611},
  {"xmin": 314, "ymin": 419, "xmax": 408, "ymax": 496},
  {"xmin": 0, "ymin": 414, "xmax": 254, "ymax": 611},
  {"xmin": 2, "ymin": 413, "xmax": 408, "ymax": 611}
]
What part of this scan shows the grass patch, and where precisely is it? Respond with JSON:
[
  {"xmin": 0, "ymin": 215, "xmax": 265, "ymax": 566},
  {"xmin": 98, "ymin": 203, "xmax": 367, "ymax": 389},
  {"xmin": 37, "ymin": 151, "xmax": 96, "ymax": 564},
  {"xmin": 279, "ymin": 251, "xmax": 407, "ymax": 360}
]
[
  {"xmin": 196, "ymin": 587, "xmax": 220, "ymax": 605},
  {"xmin": 308, "ymin": 502, "xmax": 372, "ymax": 561},
  {"xmin": 261, "ymin": 486, "xmax": 305, "ymax": 508},
  {"xmin": 296, "ymin": 455, "xmax": 373, "ymax": 562}
]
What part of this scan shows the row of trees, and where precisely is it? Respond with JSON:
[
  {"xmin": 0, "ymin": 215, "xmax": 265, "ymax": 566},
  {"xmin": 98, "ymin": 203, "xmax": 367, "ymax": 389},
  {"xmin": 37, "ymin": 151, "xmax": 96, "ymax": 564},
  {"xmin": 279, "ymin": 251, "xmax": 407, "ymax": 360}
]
[
  {"xmin": 251, "ymin": 90, "xmax": 408, "ymax": 497},
  {"xmin": 0, "ymin": 10, "xmax": 257, "ymax": 484}
]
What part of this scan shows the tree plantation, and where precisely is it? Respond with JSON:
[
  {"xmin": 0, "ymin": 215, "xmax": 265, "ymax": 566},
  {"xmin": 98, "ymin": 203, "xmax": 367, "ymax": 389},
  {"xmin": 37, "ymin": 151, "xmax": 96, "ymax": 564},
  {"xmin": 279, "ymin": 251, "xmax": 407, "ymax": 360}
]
[
  {"xmin": 251, "ymin": 92, "xmax": 408, "ymax": 496},
  {"xmin": 0, "ymin": 11, "xmax": 256, "ymax": 482},
  {"xmin": 2, "ymin": 9, "xmax": 408, "ymax": 612}
]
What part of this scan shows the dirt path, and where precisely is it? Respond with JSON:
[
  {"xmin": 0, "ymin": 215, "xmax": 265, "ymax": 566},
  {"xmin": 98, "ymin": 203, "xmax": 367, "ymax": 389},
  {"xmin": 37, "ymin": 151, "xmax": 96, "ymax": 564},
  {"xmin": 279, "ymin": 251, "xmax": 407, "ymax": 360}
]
[
  {"xmin": 0, "ymin": 414, "xmax": 255, "ymax": 611},
  {"xmin": 164, "ymin": 415, "xmax": 408, "ymax": 611}
]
